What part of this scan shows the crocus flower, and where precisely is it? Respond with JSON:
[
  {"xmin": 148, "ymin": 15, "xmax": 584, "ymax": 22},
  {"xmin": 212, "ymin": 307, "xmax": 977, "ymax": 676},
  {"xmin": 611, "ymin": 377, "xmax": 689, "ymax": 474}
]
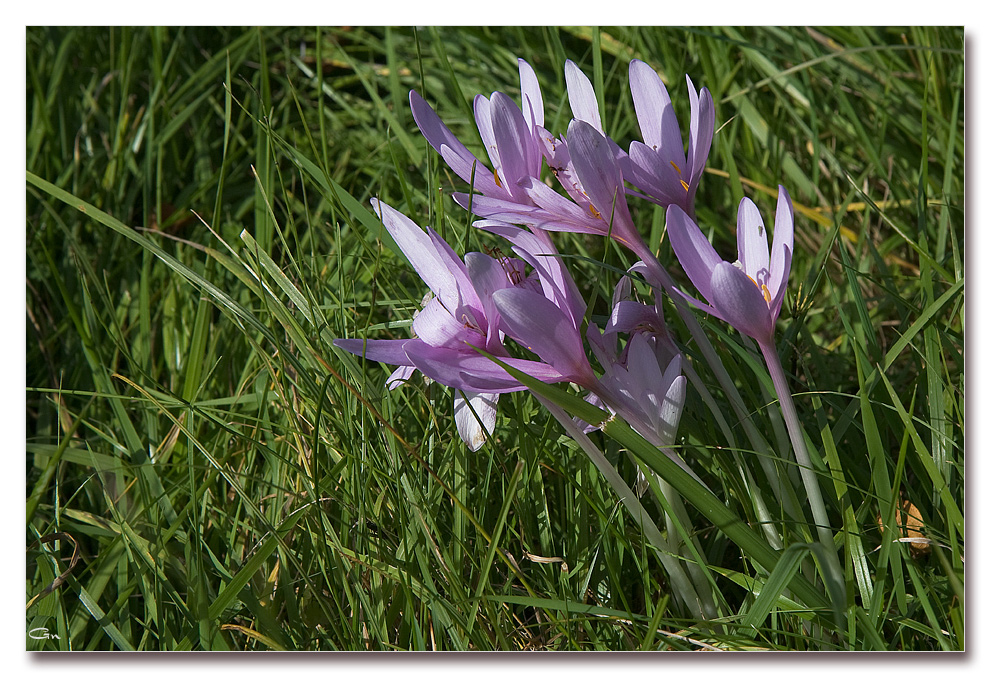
[
  {"xmin": 665, "ymin": 186, "xmax": 794, "ymax": 346},
  {"xmin": 467, "ymin": 119, "xmax": 645, "ymax": 250},
  {"xmin": 622, "ymin": 60, "xmax": 714, "ymax": 218},
  {"xmin": 334, "ymin": 199, "xmax": 569, "ymax": 450},
  {"xmin": 411, "ymin": 58, "xmax": 638, "ymax": 247},
  {"xmin": 581, "ymin": 270, "xmax": 686, "ymax": 448},
  {"xmin": 409, "ymin": 58, "xmax": 546, "ymax": 206}
]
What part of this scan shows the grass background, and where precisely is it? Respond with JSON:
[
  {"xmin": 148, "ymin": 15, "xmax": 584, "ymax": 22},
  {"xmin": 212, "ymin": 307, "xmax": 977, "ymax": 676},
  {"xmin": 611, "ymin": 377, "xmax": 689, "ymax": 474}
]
[{"xmin": 25, "ymin": 25, "xmax": 963, "ymax": 651}]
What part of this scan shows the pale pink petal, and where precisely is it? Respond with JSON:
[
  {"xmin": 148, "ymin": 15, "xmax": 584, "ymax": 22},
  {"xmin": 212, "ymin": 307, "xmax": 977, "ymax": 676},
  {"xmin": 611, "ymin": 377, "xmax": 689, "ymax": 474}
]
[
  {"xmin": 709, "ymin": 261, "xmax": 775, "ymax": 343},
  {"xmin": 454, "ymin": 390, "xmax": 498, "ymax": 451},
  {"xmin": 664, "ymin": 204, "xmax": 723, "ymax": 302},
  {"xmin": 768, "ymin": 185, "xmax": 794, "ymax": 321},
  {"xmin": 565, "ymin": 59, "xmax": 602, "ymax": 132}
]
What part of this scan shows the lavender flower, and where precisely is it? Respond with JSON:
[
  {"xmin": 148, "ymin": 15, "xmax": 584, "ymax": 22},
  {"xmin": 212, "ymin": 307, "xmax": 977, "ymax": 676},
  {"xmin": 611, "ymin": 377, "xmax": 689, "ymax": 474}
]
[
  {"xmin": 583, "ymin": 271, "xmax": 686, "ymax": 448},
  {"xmin": 334, "ymin": 199, "xmax": 569, "ymax": 450},
  {"xmin": 466, "ymin": 119, "xmax": 644, "ymax": 251},
  {"xmin": 664, "ymin": 187, "xmax": 794, "ymax": 346},
  {"xmin": 623, "ymin": 60, "xmax": 714, "ymax": 218},
  {"xmin": 409, "ymin": 58, "xmax": 546, "ymax": 206}
]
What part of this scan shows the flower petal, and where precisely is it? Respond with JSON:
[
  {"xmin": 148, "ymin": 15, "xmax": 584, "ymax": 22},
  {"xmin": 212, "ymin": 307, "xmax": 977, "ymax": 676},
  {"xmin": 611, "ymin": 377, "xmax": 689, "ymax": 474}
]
[
  {"xmin": 565, "ymin": 59, "xmax": 602, "ymax": 132},
  {"xmin": 426, "ymin": 227, "xmax": 484, "ymax": 323},
  {"xmin": 475, "ymin": 221, "xmax": 586, "ymax": 327},
  {"xmin": 656, "ymin": 372, "xmax": 687, "ymax": 447},
  {"xmin": 664, "ymin": 204, "xmax": 723, "ymax": 303},
  {"xmin": 371, "ymin": 200, "xmax": 458, "ymax": 306},
  {"xmin": 403, "ymin": 341, "xmax": 563, "ymax": 393},
  {"xmin": 454, "ymin": 390, "xmax": 498, "ymax": 451},
  {"xmin": 493, "ymin": 287, "xmax": 594, "ymax": 386},
  {"xmin": 709, "ymin": 261, "xmax": 774, "ymax": 343},
  {"xmin": 473, "ymin": 94, "xmax": 501, "ymax": 178},
  {"xmin": 409, "ymin": 90, "xmax": 499, "ymax": 195},
  {"xmin": 333, "ymin": 337, "xmax": 416, "ymax": 366},
  {"xmin": 768, "ymin": 185, "xmax": 794, "ymax": 321},
  {"xmin": 465, "ymin": 251, "xmax": 513, "ymax": 348},
  {"xmin": 736, "ymin": 197, "xmax": 770, "ymax": 284},
  {"xmin": 491, "ymin": 91, "xmax": 538, "ymax": 195},
  {"xmin": 686, "ymin": 76, "xmax": 715, "ymax": 186},
  {"xmin": 411, "ymin": 296, "xmax": 480, "ymax": 349},
  {"xmin": 386, "ymin": 365, "xmax": 417, "ymax": 390},
  {"xmin": 566, "ymin": 120, "xmax": 637, "ymax": 245},
  {"xmin": 629, "ymin": 59, "xmax": 672, "ymax": 150},
  {"xmin": 518, "ymin": 59, "xmax": 544, "ymax": 130},
  {"xmin": 626, "ymin": 140, "xmax": 686, "ymax": 207}
]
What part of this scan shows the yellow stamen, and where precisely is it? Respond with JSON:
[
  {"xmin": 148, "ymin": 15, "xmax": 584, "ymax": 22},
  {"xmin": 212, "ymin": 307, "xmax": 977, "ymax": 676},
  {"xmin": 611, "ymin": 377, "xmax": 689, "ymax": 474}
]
[
  {"xmin": 589, "ymin": 203, "xmax": 602, "ymax": 219},
  {"xmin": 679, "ymin": 179, "xmax": 690, "ymax": 193},
  {"xmin": 748, "ymin": 276, "xmax": 772, "ymax": 306},
  {"xmin": 669, "ymin": 160, "xmax": 682, "ymax": 175},
  {"xmin": 493, "ymin": 168, "xmax": 502, "ymax": 188}
]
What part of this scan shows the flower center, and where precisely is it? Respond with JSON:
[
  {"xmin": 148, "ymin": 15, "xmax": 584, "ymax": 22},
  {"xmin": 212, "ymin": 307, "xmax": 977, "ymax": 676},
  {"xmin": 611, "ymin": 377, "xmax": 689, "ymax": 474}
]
[
  {"xmin": 747, "ymin": 276, "xmax": 772, "ymax": 305},
  {"xmin": 669, "ymin": 161, "xmax": 690, "ymax": 193}
]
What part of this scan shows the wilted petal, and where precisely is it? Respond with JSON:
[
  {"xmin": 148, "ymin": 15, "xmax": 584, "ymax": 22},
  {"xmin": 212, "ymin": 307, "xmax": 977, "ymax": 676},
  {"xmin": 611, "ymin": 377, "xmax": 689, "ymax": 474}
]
[{"xmin": 454, "ymin": 390, "xmax": 498, "ymax": 451}]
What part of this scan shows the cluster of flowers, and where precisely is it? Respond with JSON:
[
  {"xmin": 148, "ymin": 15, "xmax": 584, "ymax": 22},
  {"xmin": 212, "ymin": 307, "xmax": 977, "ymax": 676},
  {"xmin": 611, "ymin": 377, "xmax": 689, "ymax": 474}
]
[{"xmin": 335, "ymin": 58, "xmax": 793, "ymax": 453}]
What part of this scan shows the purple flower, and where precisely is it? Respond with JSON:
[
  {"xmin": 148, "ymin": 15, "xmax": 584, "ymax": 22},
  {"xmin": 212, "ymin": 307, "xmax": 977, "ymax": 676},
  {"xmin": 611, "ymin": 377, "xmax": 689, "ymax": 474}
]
[
  {"xmin": 622, "ymin": 60, "xmax": 714, "ymax": 218},
  {"xmin": 581, "ymin": 271, "xmax": 686, "ymax": 447},
  {"xmin": 467, "ymin": 119, "xmax": 645, "ymax": 251},
  {"xmin": 410, "ymin": 58, "xmax": 546, "ymax": 206},
  {"xmin": 333, "ymin": 199, "xmax": 571, "ymax": 450},
  {"xmin": 665, "ymin": 186, "xmax": 794, "ymax": 345}
]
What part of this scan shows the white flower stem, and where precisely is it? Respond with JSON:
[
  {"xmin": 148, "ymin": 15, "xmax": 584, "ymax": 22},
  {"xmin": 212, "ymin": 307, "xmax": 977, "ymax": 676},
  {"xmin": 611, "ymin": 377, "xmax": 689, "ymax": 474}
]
[
  {"xmin": 632, "ymin": 245, "xmax": 806, "ymax": 532},
  {"xmin": 758, "ymin": 339, "xmax": 837, "ymax": 561}
]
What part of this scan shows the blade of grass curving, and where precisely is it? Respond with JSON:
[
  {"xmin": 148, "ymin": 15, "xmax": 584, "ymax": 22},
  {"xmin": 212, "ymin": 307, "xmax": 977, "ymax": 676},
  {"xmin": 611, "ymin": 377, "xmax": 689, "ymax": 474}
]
[
  {"xmin": 877, "ymin": 370, "xmax": 963, "ymax": 538},
  {"xmin": 480, "ymin": 349, "xmax": 833, "ymax": 619}
]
